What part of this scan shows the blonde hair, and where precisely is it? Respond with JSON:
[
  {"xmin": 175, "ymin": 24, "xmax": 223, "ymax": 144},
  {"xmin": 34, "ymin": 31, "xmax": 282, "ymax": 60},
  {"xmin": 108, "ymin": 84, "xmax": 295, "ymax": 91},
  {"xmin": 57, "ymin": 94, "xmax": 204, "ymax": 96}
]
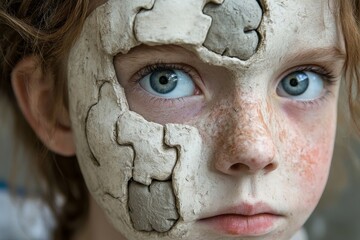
[
  {"xmin": 339, "ymin": 0, "xmax": 360, "ymax": 131},
  {"xmin": 0, "ymin": 0, "xmax": 360, "ymax": 239}
]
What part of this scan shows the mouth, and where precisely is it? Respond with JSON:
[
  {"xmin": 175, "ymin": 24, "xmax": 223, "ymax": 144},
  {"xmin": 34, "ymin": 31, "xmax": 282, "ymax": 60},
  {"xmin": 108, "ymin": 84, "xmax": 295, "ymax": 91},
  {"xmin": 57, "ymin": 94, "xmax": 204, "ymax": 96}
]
[{"xmin": 198, "ymin": 202, "xmax": 283, "ymax": 237}]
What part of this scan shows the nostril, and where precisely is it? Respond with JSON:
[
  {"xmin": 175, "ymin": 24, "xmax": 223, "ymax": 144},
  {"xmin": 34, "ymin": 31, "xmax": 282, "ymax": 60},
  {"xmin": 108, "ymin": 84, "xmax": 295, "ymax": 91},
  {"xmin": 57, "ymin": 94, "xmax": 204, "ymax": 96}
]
[
  {"xmin": 229, "ymin": 161, "xmax": 278, "ymax": 174},
  {"xmin": 230, "ymin": 163, "xmax": 250, "ymax": 172},
  {"xmin": 264, "ymin": 162, "xmax": 278, "ymax": 172}
]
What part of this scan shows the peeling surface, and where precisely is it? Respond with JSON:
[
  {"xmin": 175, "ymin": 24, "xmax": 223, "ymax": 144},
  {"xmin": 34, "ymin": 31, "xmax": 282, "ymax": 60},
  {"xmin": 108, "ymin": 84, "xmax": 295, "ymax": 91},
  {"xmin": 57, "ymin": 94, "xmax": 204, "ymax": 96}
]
[
  {"xmin": 86, "ymin": 83, "xmax": 134, "ymax": 198},
  {"xmin": 129, "ymin": 180, "xmax": 179, "ymax": 232},
  {"xmin": 203, "ymin": 0, "xmax": 263, "ymax": 59},
  {"xmin": 117, "ymin": 112, "xmax": 177, "ymax": 186},
  {"xmin": 134, "ymin": 0, "xmax": 224, "ymax": 46},
  {"xmin": 67, "ymin": 0, "xmax": 342, "ymax": 239},
  {"xmin": 99, "ymin": 0, "xmax": 155, "ymax": 55},
  {"xmin": 164, "ymin": 124, "xmax": 203, "ymax": 221}
]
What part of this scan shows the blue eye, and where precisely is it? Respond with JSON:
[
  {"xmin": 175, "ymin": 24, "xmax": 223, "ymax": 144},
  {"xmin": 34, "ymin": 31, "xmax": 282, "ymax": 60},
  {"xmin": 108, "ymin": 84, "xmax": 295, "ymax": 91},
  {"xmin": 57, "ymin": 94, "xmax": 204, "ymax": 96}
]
[
  {"xmin": 277, "ymin": 71, "xmax": 324, "ymax": 100},
  {"xmin": 139, "ymin": 68, "xmax": 195, "ymax": 98}
]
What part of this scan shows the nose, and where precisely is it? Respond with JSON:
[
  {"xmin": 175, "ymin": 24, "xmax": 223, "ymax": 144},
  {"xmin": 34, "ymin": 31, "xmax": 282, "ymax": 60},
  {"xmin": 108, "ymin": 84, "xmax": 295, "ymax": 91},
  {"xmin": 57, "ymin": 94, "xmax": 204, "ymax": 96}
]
[{"xmin": 213, "ymin": 101, "xmax": 278, "ymax": 175}]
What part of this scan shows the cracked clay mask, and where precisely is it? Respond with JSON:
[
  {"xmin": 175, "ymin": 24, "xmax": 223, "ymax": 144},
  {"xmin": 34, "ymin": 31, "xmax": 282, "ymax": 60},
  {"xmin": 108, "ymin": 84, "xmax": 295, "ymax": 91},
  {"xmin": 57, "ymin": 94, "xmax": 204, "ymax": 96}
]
[{"xmin": 67, "ymin": 0, "xmax": 344, "ymax": 239}]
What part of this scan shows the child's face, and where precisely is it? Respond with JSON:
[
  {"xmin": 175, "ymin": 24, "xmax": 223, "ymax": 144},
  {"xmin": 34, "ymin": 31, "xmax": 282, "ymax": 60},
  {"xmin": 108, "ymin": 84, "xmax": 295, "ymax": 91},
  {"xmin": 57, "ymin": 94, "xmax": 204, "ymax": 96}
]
[{"xmin": 67, "ymin": 0, "xmax": 344, "ymax": 239}]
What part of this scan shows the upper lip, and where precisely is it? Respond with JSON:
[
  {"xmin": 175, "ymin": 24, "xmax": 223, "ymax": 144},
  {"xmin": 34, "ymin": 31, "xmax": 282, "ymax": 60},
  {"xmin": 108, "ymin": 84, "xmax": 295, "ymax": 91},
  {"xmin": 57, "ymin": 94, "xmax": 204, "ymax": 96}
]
[{"xmin": 199, "ymin": 202, "xmax": 283, "ymax": 219}]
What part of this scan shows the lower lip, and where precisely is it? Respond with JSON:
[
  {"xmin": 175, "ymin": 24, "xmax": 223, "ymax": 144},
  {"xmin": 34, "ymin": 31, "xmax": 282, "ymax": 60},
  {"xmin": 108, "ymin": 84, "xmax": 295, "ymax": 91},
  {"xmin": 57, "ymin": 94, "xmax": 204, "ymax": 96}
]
[{"xmin": 199, "ymin": 214, "xmax": 280, "ymax": 236}]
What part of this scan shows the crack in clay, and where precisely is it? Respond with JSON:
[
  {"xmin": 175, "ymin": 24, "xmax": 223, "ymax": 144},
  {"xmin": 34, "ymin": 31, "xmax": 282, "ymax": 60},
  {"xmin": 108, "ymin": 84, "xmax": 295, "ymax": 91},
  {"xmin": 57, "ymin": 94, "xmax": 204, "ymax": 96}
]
[
  {"xmin": 164, "ymin": 124, "xmax": 204, "ymax": 222},
  {"xmin": 86, "ymin": 82, "xmax": 179, "ymax": 234},
  {"xmin": 85, "ymin": 82, "xmax": 134, "ymax": 168},
  {"xmin": 203, "ymin": 0, "xmax": 263, "ymax": 60},
  {"xmin": 99, "ymin": 0, "xmax": 156, "ymax": 55},
  {"xmin": 85, "ymin": 93, "xmax": 104, "ymax": 167},
  {"xmin": 114, "ymin": 120, "xmax": 137, "ymax": 178},
  {"xmin": 116, "ymin": 111, "xmax": 177, "ymax": 186},
  {"xmin": 125, "ymin": 124, "xmax": 185, "ymax": 233},
  {"xmin": 85, "ymin": 82, "xmax": 135, "ymax": 201},
  {"xmin": 105, "ymin": 192, "xmax": 122, "ymax": 201}
]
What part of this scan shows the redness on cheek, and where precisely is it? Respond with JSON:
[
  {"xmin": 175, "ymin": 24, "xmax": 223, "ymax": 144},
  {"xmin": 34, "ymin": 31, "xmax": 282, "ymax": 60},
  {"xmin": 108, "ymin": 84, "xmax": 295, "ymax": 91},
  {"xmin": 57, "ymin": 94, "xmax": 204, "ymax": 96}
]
[
  {"xmin": 284, "ymin": 128, "xmax": 333, "ymax": 208},
  {"xmin": 280, "ymin": 99, "xmax": 335, "ymax": 185},
  {"xmin": 299, "ymin": 147, "xmax": 320, "ymax": 183}
]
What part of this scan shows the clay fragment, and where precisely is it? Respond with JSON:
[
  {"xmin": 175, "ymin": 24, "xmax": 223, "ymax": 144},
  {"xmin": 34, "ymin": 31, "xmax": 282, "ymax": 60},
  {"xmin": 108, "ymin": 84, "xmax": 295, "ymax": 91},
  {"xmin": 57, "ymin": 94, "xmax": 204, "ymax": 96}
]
[
  {"xmin": 117, "ymin": 112, "xmax": 177, "ymax": 186},
  {"xmin": 164, "ymin": 124, "xmax": 203, "ymax": 221},
  {"xmin": 86, "ymin": 83, "xmax": 134, "ymax": 198},
  {"xmin": 134, "ymin": 0, "xmax": 223, "ymax": 46},
  {"xmin": 99, "ymin": 0, "xmax": 155, "ymax": 55},
  {"xmin": 203, "ymin": 0, "xmax": 263, "ymax": 60},
  {"xmin": 128, "ymin": 180, "xmax": 179, "ymax": 232}
]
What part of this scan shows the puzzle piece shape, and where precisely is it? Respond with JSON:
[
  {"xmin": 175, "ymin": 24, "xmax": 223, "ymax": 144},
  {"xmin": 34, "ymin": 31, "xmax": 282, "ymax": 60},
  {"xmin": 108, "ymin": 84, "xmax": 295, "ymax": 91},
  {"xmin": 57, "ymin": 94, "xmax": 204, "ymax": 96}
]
[
  {"xmin": 164, "ymin": 124, "xmax": 203, "ymax": 221},
  {"xmin": 99, "ymin": 0, "xmax": 155, "ymax": 55},
  {"xmin": 203, "ymin": 0, "xmax": 263, "ymax": 60},
  {"xmin": 117, "ymin": 111, "xmax": 177, "ymax": 186},
  {"xmin": 86, "ymin": 83, "xmax": 134, "ymax": 198},
  {"xmin": 134, "ymin": 0, "xmax": 223, "ymax": 46},
  {"xmin": 128, "ymin": 180, "xmax": 179, "ymax": 232}
]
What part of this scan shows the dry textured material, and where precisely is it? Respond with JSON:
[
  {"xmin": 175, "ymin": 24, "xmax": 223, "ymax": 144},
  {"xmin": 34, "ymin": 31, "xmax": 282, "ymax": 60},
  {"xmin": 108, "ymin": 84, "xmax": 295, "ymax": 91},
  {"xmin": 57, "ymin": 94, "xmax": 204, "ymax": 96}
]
[
  {"xmin": 64, "ymin": 0, "xmax": 348, "ymax": 238},
  {"xmin": 86, "ymin": 83, "xmax": 134, "ymax": 199},
  {"xmin": 164, "ymin": 124, "xmax": 204, "ymax": 222},
  {"xmin": 67, "ymin": 0, "xmax": 265, "ymax": 237},
  {"xmin": 67, "ymin": 0, "xmax": 340, "ymax": 239},
  {"xmin": 100, "ymin": 0, "xmax": 155, "ymax": 54},
  {"xmin": 203, "ymin": 0, "xmax": 263, "ymax": 59},
  {"xmin": 117, "ymin": 111, "xmax": 177, "ymax": 186},
  {"xmin": 129, "ymin": 181, "xmax": 179, "ymax": 232},
  {"xmin": 135, "ymin": 0, "xmax": 224, "ymax": 45}
]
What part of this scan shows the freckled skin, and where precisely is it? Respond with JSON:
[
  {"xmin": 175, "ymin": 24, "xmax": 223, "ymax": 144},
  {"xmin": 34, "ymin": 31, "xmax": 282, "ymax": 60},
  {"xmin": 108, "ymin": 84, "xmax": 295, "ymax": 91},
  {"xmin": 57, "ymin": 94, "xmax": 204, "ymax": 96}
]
[
  {"xmin": 185, "ymin": 83, "xmax": 337, "ymax": 238},
  {"xmin": 195, "ymin": 95, "xmax": 276, "ymax": 174},
  {"xmin": 68, "ymin": 0, "xmax": 343, "ymax": 239},
  {"xmin": 115, "ymin": 46, "xmax": 339, "ymax": 240}
]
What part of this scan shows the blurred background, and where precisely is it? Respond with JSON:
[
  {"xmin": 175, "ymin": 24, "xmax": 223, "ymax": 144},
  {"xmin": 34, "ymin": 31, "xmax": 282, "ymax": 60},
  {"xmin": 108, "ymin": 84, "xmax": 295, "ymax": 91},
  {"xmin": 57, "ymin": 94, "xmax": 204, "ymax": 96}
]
[{"xmin": 1, "ymin": 97, "xmax": 360, "ymax": 240}]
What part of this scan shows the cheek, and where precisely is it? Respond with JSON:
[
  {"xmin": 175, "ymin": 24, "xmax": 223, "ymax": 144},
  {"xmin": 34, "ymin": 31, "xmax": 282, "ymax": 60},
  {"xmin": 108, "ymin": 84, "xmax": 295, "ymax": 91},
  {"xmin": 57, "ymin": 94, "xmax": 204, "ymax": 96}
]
[{"xmin": 280, "ymin": 107, "xmax": 336, "ymax": 207}]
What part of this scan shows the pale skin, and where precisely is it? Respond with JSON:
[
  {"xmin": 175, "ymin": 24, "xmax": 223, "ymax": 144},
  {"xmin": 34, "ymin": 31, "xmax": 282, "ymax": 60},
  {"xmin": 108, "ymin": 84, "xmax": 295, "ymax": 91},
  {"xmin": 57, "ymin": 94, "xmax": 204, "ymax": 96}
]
[{"xmin": 10, "ymin": 0, "xmax": 345, "ymax": 240}]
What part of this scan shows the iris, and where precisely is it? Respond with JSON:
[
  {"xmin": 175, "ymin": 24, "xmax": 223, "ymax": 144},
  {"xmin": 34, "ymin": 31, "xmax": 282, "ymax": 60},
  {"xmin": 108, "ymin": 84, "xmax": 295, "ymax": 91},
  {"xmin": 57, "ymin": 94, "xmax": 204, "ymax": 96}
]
[
  {"xmin": 150, "ymin": 70, "xmax": 178, "ymax": 94},
  {"xmin": 281, "ymin": 71, "xmax": 309, "ymax": 96}
]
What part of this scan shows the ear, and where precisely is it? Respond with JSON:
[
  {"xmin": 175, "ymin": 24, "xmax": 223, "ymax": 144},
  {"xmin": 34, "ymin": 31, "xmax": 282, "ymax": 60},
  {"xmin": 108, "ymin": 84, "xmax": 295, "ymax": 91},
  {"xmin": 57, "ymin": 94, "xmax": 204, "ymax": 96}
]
[{"xmin": 11, "ymin": 56, "xmax": 75, "ymax": 156}]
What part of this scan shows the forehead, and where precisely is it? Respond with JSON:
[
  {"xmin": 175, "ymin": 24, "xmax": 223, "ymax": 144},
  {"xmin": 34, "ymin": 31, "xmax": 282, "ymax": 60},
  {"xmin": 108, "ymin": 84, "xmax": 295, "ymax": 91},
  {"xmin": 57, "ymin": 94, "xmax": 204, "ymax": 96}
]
[
  {"xmin": 262, "ymin": 0, "xmax": 339, "ymax": 57},
  {"xmin": 96, "ymin": 0, "xmax": 340, "ymax": 63}
]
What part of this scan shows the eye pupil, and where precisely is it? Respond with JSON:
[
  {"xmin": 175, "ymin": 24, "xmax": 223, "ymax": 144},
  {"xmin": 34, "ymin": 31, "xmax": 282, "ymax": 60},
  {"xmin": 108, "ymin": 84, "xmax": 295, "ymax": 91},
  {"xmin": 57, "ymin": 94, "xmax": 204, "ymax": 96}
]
[
  {"xmin": 138, "ymin": 66, "xmax": 197, "ymax": 99},
  {"xmin": 290, "ymin": 78, "xmax": 299, "ymax": 87},
  {"xmin": 277, "ymin": 70, "xmax": 325, "ymax": 101},
  {"xmin": 150, "ymin": 69, "xmax": 178, "ymax": 94},
  {"xmin": 281, "ymin": 71, "xmax": 310, "ymax": 96},
  {"xmin": 159, "ymin": 76, "xmax": 169, "ymax": 85}
]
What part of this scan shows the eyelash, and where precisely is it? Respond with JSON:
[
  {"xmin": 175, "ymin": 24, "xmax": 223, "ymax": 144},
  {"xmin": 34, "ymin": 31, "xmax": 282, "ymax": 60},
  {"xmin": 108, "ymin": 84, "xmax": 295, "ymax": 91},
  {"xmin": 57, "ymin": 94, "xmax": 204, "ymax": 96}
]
[
  {"xmin": 131, "ymin": 63, "xmax": 339, "ymax": 109},
  {"xmin": 130, "ymin": 62, "xmax": 202, "ymax": 104},
  {"xmin": 292, "ymin": 65, "xmax": 337, "ymax": 84},
  {"xmin": 132, "ymin": 62, "xmax": 194, "ymax": 84},
  {"xmin": 280, "ymin": 65, "xmax": 339, "ymax": 110}
]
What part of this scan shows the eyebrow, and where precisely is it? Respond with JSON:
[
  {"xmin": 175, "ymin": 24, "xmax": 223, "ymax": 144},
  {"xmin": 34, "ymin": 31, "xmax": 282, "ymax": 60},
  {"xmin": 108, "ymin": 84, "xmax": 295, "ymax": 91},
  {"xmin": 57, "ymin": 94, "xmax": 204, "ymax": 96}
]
[
  {"xmin": 280, "ymin": 47, "xmax": 346, "ymax": 67},
  {"xmin": 115, "ymin": 45, "xmax": 195, "ymax": 64}
]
